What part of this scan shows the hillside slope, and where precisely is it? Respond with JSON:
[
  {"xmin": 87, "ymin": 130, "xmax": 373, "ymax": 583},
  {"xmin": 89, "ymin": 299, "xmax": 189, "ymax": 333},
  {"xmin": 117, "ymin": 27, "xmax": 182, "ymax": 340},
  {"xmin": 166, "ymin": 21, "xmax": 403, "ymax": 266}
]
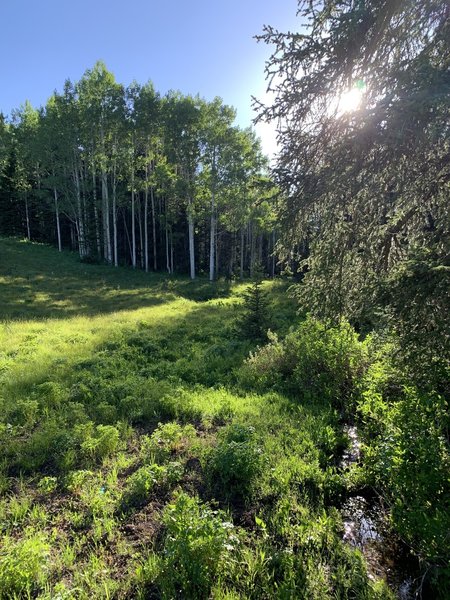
[{"xmin": 0, "ymin": 238, "xmax": 392, "ymax": 599}]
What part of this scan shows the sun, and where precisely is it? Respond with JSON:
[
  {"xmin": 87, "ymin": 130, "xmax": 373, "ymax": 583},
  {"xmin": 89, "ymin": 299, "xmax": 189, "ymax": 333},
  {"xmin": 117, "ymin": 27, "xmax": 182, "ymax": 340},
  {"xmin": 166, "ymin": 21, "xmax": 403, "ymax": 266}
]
[
  {"xmin": 338, "ymin": 88, "xmax": 363, "ymax": 113},
  {"xmin": 335, "ymin": 80, "xmax": 367, "ymax": 115}
]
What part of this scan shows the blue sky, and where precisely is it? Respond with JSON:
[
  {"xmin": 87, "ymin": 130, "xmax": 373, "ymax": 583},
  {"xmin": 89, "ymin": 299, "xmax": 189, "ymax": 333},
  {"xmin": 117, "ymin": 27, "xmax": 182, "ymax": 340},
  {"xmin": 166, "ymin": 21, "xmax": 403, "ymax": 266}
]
[{"xmin": 0, "ymin": 0, "xmax": 300, "ymax": 155}]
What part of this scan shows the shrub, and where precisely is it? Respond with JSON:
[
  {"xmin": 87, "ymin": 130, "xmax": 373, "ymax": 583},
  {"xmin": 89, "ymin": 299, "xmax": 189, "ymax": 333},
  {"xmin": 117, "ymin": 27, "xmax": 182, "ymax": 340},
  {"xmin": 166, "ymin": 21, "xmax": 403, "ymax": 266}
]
[
  {"xmin": 361, "ymin": 387, "xmax": 450, "ymax": 564},
  {"xmin": 0, "ymin": 533, "xmax": 50, "ymax": 597},
  {"xmin": 241, "ymin": 316, "xmax": 366, "ymax": 409},
  {"xmin": 159, "ymin": 492, "xmax": 238, "ymax": 598},
  {"xmin": 207, "ymin": 423, "xmax": 263, "ymax": 501}
]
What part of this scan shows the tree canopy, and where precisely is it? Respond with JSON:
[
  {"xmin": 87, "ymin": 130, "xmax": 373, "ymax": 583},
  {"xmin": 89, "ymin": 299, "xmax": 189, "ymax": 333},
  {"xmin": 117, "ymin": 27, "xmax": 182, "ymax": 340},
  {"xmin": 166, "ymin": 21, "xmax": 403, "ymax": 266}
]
[
  {"xmin": 0, "ymin": 62, "xmax": 277, "ymax": 280},
  {"xmin": 257, "ymin": 0, "xmax": 449, "ymax": 384}
]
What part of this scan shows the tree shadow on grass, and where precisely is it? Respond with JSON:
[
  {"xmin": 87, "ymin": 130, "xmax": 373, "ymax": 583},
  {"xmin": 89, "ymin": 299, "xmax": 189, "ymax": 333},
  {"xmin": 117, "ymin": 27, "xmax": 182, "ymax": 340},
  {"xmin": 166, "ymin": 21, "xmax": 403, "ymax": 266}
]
[{"xmin": 0, "ymin": 237, "xmax": 233, "ymax": 321}]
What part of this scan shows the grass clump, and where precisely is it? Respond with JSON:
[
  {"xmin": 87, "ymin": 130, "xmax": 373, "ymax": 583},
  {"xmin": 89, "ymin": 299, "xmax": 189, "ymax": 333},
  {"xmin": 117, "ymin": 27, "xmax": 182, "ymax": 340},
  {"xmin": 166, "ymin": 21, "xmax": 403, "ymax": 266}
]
[
  {"xmin": 0, "ymin": 533, "xmax": 50, "ymax": 598},
  {"xmin": 159, "ymin": 492, "xmax": 238, "ymax": 599},
  {"xmin": 207, "ymin": 423, "xmax": 264, "ymax": 502}
]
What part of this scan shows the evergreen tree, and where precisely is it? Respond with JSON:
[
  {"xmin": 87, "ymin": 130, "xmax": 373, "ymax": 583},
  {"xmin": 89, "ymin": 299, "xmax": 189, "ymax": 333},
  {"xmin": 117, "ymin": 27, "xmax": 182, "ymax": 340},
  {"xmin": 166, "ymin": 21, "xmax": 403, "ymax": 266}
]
[
  {"xmin": 237, "ymin": 263, "xmax": 271, "ymax": 341},
  {"xmin": 257, "ymin": 0, "xmax": 449, "ymax": 358}
]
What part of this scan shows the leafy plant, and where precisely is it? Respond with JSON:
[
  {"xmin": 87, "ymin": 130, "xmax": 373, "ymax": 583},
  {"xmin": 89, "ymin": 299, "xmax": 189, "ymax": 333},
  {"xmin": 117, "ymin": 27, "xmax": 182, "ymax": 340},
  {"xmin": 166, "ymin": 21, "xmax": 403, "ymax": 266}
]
[
  {"xmin": 140, "ymin": 421, "xmax": 196, "ymax": 464},
  {"xmin": 159, "ymin": 492, "xmax": 238, "ymax": 598},
  {"xmin": 122, "ymin": 464, "xmax": 167, "ymax": 508},
  {"xmin": 207, "ymin": 423, "xmax": 263, "ymax": 501},
  {"xmin": 0, "ymin": 533, "xmax": 50, "ymax": 597}
]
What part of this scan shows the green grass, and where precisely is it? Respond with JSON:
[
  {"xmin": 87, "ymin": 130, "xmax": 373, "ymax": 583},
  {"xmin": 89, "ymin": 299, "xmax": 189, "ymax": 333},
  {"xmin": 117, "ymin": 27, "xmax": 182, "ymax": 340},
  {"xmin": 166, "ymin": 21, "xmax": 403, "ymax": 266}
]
[{"xmin": 0, "ymin": 237, "xmax": 393, "ymax": 599}]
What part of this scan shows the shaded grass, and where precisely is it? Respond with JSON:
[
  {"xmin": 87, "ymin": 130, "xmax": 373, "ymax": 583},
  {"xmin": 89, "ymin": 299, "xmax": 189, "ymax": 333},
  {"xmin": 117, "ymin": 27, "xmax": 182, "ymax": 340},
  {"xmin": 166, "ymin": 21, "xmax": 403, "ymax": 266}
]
[{"xmin": 0, "ymin": 237, "xmax": 239, "ymax": 321}]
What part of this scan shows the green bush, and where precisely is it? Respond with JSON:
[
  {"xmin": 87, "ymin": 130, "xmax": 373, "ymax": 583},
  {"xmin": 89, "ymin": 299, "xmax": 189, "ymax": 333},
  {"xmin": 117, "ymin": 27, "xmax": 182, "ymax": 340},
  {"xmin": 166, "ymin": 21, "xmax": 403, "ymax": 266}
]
[
  {"xmin": 0, "ymin": 533, "xmax": 50, "ymax": 597},
  {"xmin": 122, "ymin": 464, "xmax": 167, "ymax": 508},
  {"xmin": 359, "ymin": 354, "xmax": 450, "ymax": 596},
  {"xmin": 77, "ymin": 423, "xmax": 121, "ymax": 463},
  {"xmin": 207, "ymin": 423, "xmax": 263, "ymax": 501},
  {"xmin": 241, "ymin": 316, "xmax": 366, "ymax": 408},
  {"xmin": 37, "ymin": 476, "xmax": 58, "ymax": 494},
  {"xmin": 159, "ymin": 492, "xmax": 237, "ymax": 598},
  {"xmin": 140, "ymin": 421, "xmax": 196, "ymax": 464},
  {"xmin": 17, "ymin": 421, "xmax": 73, "ymax": 473}
]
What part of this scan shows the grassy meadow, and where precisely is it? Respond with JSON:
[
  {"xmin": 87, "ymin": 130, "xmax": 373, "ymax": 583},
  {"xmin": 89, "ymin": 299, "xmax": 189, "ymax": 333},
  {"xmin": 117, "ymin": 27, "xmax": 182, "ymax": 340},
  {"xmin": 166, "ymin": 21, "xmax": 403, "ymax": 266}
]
[{"xmin": 0, "ymin": 237, "xmax": 394, "ymax": 599}]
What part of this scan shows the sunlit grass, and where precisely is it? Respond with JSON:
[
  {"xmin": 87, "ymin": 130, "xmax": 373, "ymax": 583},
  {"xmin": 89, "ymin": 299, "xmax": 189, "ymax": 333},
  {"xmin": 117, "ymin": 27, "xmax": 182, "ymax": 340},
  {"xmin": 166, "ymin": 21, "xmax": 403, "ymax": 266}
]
[{"xmin": 0, "ymin": 237, "xmax": 384, "ymax": 598}]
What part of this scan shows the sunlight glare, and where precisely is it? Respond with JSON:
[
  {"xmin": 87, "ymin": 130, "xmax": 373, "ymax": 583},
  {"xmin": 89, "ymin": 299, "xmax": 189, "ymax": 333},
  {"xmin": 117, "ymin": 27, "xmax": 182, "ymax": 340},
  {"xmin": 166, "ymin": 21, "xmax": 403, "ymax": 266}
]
[{"xmin": 338, "ymin": 87, "xmax": 363, "ymax": 113}]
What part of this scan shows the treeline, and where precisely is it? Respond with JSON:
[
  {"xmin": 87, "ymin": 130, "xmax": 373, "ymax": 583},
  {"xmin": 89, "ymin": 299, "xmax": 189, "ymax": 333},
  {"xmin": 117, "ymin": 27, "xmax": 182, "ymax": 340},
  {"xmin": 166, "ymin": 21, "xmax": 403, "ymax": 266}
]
[{"xmin": 0, "ymin": 62, "xmax": 278, "ymax": 279}]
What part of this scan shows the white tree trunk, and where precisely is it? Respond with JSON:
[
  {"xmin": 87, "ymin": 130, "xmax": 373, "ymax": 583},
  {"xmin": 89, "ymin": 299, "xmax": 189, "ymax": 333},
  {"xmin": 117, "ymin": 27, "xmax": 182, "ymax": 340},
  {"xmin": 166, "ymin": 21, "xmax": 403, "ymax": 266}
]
[
  {"xmin": 138, "ymin": 199, "xmax": 144, "ymax": 269},
  {"xmin": 188, "ymin": 199, "xmax": 195, "ymax": 280},
  {"xmin": 101, "ymin": 169, "xmax": 111, "ymax": 263},
  {"xmin": 112, "ymin": 162, "xmax": 118, "ymax": 267},
  {"xmin": 144, "ymin": 187, "xmax": 149, "ymax": 272},
  {"xmin": 209, "ymin": 193, "xmax": 215, "ymax": 281},
  {"xmin": 92, "ymin": 171, "xmax": 101, "ymax": 258},
  {"xmin": 151, "ymin": 186, "xmax": 157, "ymax": 271},
  {"xmin": 53, "ymin": 187, "xmax": 62, "ymax": 252},
  {"xmin": 131, "ymin": 177, "xmax": 136, "ymax": 268},
  {"xmin": 74, "ymin": 163, "xmax": 86, "ymax": 257}
]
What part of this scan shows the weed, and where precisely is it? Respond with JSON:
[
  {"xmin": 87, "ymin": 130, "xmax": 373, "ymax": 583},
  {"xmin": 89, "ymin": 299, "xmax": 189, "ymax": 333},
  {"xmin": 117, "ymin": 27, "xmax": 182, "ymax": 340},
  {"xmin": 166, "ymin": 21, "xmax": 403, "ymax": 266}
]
[
  {"xmin": 159, "ymin": 492, "xmax": 238, "ymax": 598},
  {"xmin": 0, "ymin": 532, "xmax": 50, "ymax": 597},
  {"xmin": 207, "ymin": 423, "xmax": 263, "ymax": 502}
]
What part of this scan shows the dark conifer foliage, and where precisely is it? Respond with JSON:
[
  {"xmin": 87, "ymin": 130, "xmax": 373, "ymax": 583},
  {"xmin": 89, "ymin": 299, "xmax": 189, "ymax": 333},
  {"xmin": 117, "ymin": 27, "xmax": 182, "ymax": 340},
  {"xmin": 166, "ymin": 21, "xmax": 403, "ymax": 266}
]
[
  {"xmin": 237, "ymin": 263, "xmax": 271, "ymax": 341},
  {"xmin": 257, "ymin": 0, "xmax": 449, "ymax": 368}
]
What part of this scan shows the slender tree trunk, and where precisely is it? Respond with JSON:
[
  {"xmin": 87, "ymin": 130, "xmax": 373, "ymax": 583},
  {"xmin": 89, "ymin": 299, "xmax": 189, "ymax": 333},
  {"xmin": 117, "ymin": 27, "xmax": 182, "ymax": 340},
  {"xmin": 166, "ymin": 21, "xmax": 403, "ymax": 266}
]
[
  {"xmin": 188, "ymin": 198, "xmax": 195, "ymax": 279},
  {"xmin": 250, "ymin": 223, "xmax": 256, "ymax": 278},
  {"xmin": 215, "ymin": 227, "xmax": 220, "ymax": 278},
  {"xmin": 93, "ymin": 205, "xmax": 101, "ymax": 258},
  {"xmin": 209, "ymin": 192, "xmax": 215, "ymax": 281},
  {"xmin": 158, "ymin": 197, "xmax": 163, "ymax": 264},
  {"xmin": 138, "ymin": 197, "xmax": 144, "ymax": 269},
  {"xmin": 101, "ymin": 169, "xmax": 111, "ymax": 263},
  {"xmin": 112, "ymin": 158, "xmax": 118, "ymax": 267},
  {"xmin": 165, "ymin": 221, "xmax": 171, "ymax": 273},
  {"xmin": 123, "ymin": 211, "xmax": 132, "ymax": 260},
  {"xmin": 271, "ymin": 231, "xmax": 276, "ymax": 278},
  {"xmin": 240, "ymin": 228, "xmax": 245, "ymax": 279},
  {"xmin": 151, "ymin": 186, "xmax": 157, "ymax": 271},
  {"xmin": 131, "ymin": 174, "xmax": 136, "ymax": 268},
  {"xmin": 81, "ymin": 164, "xmax": 89, "ymax": 256},
  {"xmin": 74, "ymin": 161, "xmax": 85, "ymax": 258},
  {"xmin": 24, "ymin": 194, "xmax": 31, "ymax": 240},
  {"xmin": 144, "ymin": 186, "xmax": 149, "ymax": 272},
  {"xmin": 53, "ymin": 187, "xmax": 62, "ymax": 252},
  {"xmin": 92, "ymin": 170, "xmax": 101, "ymax": 258},
  {"xmin": 258, "ymin": 235, "xmax": 263, "ymax": 265},
  {"xmin": 229, "ymin": 232, "xmax": 235, "ymax": 278}
]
